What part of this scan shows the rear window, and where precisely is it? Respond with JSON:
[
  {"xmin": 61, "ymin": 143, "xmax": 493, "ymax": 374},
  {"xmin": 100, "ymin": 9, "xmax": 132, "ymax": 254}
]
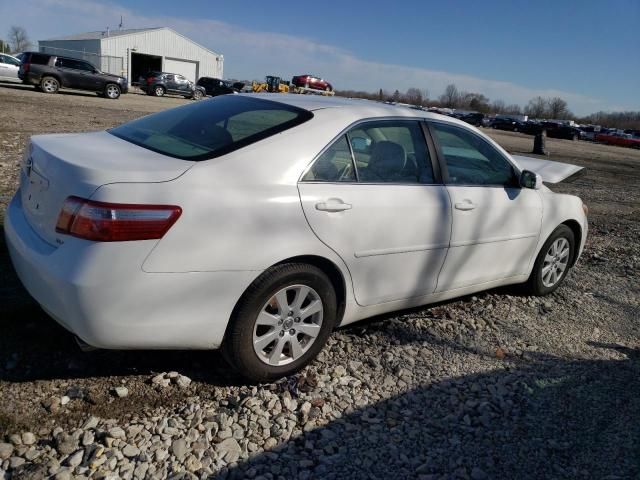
[{"xmin": 109, "ymin": 96, "xmax": 313, "ymax": 161}]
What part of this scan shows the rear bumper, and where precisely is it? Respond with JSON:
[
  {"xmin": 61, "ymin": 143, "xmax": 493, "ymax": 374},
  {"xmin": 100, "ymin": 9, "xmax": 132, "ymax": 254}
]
[{"xmin": 4, "ymin": 193, "xmax": 258, "ymax": 349}]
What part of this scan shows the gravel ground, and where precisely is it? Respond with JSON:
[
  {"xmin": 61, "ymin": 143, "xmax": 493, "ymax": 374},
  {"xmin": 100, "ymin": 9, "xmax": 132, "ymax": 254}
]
[{"xmin": 1, "ymin": 82, "xmax": 639, "ymax": 479}]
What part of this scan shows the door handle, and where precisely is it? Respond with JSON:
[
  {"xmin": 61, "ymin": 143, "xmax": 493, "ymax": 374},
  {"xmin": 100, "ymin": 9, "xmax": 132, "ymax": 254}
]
[
  {"xmin": 315, "ymin": 200, "xmax": 352, "ymax": 212},
  {"xmin": 455, "ymin": 200, "xmax": 477, "ymax": 211}
]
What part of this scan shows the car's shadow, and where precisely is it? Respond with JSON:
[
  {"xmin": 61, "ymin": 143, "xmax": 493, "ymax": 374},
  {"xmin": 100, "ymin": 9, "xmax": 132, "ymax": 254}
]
[{"xmin": 0, "ymin": 81, "xmax": 103, "ymax": 98}]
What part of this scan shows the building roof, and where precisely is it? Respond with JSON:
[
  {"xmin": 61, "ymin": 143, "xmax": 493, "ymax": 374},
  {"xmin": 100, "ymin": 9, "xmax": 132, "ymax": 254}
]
[
  {"xmin": 41, "ymin": 27, "xmax": 221, "ymax": 57},
  {"xmin": 43, "ymin": 27, "xmax": 164, "ymax": 41}
]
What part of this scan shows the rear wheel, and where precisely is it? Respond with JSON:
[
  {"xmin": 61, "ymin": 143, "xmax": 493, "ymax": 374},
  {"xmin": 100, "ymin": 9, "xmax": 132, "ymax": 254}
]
[
  {"xmin": 222, "ymin": 263, "xmax": 337, "ymax": 382},
  {"xmin": 525, "ymin": 225, "xmax": 575, "ymax": 295},
  {"xmin": 40, "ymin": 76, "xmax": 59, "ymax": 94},
  {"xmin": 104, "ymin": 83, "xmax": 121, "ymax": 99},
  {"xmin": 154, "ymin": 85, "xmax": 165, "ymax": 97}
]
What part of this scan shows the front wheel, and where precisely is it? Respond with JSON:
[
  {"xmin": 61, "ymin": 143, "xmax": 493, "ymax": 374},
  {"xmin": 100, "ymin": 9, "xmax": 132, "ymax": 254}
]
[
  {"xmin": 192, "ymin": 89, "xmax": 203, "ymax": 100},
  {"xmin": 525, "ymin": 225, "xmax": 575, "ymax": 295},
  {"xmin": 222, "ymin": 263, "xmax": 337, "ymax": 382},
  {"xmin": 104, "ymin": 83, "xmax": 121, "ymax": 99}
]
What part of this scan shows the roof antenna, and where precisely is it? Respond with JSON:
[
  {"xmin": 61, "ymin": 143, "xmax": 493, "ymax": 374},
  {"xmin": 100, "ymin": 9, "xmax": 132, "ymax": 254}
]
[{"xmin": 119, "ymin": 16, "xmax": 123, "ymax": 30}]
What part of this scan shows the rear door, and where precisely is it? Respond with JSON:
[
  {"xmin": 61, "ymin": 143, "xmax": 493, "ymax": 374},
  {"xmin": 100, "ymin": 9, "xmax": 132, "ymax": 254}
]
[
  {"xmin": 428, "ymin": 121, "xmax": 542, "ymax": 292},
  {"xmin": 298, "ymin": 119, "xmax": 451, "ymax": 306}
]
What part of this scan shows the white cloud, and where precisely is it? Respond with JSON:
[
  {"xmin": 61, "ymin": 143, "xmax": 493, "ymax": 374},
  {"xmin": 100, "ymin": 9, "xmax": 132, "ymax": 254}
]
[{"xmin": 1, "ymin": 0, "xmax": 634, "ymax": 115}]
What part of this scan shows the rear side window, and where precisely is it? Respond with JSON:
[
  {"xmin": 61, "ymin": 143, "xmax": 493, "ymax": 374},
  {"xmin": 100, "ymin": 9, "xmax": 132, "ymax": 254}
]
[
  {"xmin": 29, "ymin": 53, "xmax": 50, "ymax": 65},
  {"xmin": 110, "ymin": 95, "xmax": 313, "ymax": 161}
]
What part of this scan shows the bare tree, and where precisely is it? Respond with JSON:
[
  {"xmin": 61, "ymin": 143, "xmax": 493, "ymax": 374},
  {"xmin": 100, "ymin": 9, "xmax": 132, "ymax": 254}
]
[
  {"xmin": 504, "ymin": 104, "xmax": 522, "ymax": 115},
  {"xmin": 8, "ymin": 26, "xmax": 31, "ymax": 53},
  {"xmin": 439, "ymin": 84, "xmax": 460, "ymax": 108},
  {"xmin": 547, "ymin": 97, "xmax": 572, "ymax": 119},
  {"xmin": 525, "ymin": 96, "xmax": 547, "ymax": 118},
  {"xmin": 459, "ymin": 92, "xmax": 490, "ymax": 112},
  {"xmin": 405, "ymin": 87, "xmax": 423, "ymax": 106},
  {"xmin": 490, "ymin": 99, "xmax": 506, "ymax": 113}
]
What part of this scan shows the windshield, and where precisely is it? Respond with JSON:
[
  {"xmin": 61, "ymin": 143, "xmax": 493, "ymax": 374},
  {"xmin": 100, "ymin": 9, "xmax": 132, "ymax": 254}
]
[{"xmin": 109, "ymin": 96, "xmax": 313, "ymax": 161}]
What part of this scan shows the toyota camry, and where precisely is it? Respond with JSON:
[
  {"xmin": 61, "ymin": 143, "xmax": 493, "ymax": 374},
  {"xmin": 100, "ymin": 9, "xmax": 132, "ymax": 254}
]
[{"xmin": 5, "ymin": 94, "xmax": 588, "ymax": 381}]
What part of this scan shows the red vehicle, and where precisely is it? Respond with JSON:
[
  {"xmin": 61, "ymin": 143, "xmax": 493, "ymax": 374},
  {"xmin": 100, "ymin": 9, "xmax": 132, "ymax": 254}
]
[
  {"xmin": 291, "ymin": 74, "xmax": 333, "ymax": 92},
  {"xmin": 595, "ymin": 133, "xmax": 640, "ymax": 149}
]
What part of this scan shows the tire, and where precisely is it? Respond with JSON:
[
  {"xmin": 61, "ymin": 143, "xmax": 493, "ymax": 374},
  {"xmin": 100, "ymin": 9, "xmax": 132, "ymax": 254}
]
[
  {"xmin": 222, "ymin": 263, "xmax": 337, "ymax": 382},
  {"xmin": 40, "ymin": 76, "xmax": 59, "ymax": 94},
  {"xmin": 192, "ymin": 89, "xmax": 203, "ymax": 100},
  {"xmin": 525, "ymin": 225, "xmax": 575, "ymax": 296},
  {"xmin": 104, "ymin": 83, "xmax": 121, "ymax": 99},
  {"xmin": 572, "ymin": 133, "xmax": 579, "ymax": 141},
  {"xmin": 154, "ymin": 85, "xmax": 165, "ymax": 97}
]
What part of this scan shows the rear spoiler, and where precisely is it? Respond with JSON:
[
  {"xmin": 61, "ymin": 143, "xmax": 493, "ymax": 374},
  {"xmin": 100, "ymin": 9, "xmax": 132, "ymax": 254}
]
[{"xmin": 511, "ymin": 155, "xmax": 585, "ymax": 184}]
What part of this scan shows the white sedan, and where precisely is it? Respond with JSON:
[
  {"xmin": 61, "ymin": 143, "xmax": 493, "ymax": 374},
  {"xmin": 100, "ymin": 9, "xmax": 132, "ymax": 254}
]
[
  {"xmin": 5, "ymin": 94, "xmax": 588, "ymax": 381},
  {"xmin": 0, "ymin": 53, "xmax": 21, "ymax": 81}
]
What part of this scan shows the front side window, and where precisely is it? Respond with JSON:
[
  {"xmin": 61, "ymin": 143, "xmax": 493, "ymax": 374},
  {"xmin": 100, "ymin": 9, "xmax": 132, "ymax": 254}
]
[
  {"xmin": 109, "ymin": 95, "xmax": 313, "ymax": 161},
  {"xmin": 430, "ymin": 122, "xmax": 517, "ymax": 186}
]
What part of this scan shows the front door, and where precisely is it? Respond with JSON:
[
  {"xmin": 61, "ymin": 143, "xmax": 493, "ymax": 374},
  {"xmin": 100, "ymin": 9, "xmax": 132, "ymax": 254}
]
[
  {"xmin": 298, "ymin": 120, "xmax": 451, "ymax": 306},
  {"xmin": 428, "ymin": 121, "xmax": 543, "ymax": 292}
]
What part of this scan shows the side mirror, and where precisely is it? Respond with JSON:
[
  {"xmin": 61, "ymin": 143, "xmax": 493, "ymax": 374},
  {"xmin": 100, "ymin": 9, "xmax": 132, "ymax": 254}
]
[
  {"xmin": 350, "ymin": 136, "xmax": 371, "ymax": 153},
  {"xmin": 520, "ymin": 170, "xmax": 543, "ymax": 189}
]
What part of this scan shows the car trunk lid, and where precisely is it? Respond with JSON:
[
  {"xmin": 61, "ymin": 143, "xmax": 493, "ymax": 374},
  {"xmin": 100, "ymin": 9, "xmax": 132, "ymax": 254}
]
[{"xmin": 19, "ymin": 131, "xmax": 194, "ymax": 246}]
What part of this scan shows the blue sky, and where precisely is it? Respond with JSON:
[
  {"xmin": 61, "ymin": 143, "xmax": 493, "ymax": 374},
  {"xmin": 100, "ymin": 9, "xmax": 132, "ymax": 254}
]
[{"xmin": 1, "ymin": 0, "xmax": 638, "ymax": 115}]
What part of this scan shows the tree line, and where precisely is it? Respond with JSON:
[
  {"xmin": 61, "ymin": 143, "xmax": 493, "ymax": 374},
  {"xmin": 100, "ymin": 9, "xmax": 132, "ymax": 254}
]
[{"xmin": 336, "ymin": 83, "xmax": 640, "ymax": 129}]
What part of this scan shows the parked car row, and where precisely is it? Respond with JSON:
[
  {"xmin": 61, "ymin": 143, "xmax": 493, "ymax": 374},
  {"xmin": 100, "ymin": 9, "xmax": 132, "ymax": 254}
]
[{"xmin": 2, "ymin": 50, "xmax": 249, "ymax": 101}]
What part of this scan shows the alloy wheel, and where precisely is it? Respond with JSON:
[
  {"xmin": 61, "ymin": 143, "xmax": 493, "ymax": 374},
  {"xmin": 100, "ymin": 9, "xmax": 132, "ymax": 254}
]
[
  {"xmin": 106, "ymin": 85, "xmax": 119, "ymax": 99},
  {"xmin": 541, "ymin": 238, "xmax": 570, "ymax": 287},
  {"xmin": 252, "ymin": 284, "xmax": 323, "ymax": 366},
  {"xmin": 42, "ymin": 78, "xmax": 57, "ymax": 93}
]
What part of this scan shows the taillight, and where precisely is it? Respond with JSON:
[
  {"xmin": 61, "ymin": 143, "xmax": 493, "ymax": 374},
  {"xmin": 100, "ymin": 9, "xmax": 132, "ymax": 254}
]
[
  {"xmin": 56, "ymin": 196, "xmax": 182, "ymax": 242},
  {"xmin": 147, "ymin": 76, "xmax": 154, "ymax": 84},
  {"xmin": 23, "ymin": 62, "xmax": 30, "ymax": 73}
]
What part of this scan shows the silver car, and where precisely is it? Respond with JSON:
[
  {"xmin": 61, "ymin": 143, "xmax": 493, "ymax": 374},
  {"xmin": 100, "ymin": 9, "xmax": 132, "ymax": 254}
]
[{"xmin": 0, "ymin": 53, "xmax": 21, "ymax": 81}]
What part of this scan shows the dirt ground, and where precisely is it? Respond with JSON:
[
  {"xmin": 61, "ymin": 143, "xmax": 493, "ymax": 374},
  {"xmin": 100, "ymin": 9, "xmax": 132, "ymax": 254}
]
[{"xmin": 0, "ymin": 81, "xmax": 639, "ymax": 478}]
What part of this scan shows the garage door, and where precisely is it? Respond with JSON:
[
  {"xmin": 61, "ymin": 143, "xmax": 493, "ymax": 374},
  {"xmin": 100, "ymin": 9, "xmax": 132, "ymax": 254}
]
[{"xmin": 164, "ymin": 58, "xmax": 197, "ymax": 82}]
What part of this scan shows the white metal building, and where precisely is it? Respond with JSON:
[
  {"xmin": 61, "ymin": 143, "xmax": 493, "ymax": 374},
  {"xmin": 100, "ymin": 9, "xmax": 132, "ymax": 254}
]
[{"xmin": 39, "ymin": 27, "xmax": 223, "ymax": 86}]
